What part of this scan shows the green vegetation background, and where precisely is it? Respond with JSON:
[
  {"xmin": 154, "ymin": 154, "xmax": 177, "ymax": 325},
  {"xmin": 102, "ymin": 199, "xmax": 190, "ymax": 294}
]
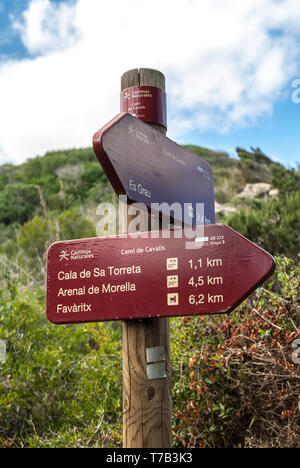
[{"xmin": 0, "ymin": 144, "xmax": 299, "ymax": 447}]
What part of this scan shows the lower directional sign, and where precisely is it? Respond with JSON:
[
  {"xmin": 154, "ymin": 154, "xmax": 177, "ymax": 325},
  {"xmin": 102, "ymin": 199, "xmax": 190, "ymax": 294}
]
[{"xmin": 46, "ymin": 224, "xmax": 275, "ymax": 324}]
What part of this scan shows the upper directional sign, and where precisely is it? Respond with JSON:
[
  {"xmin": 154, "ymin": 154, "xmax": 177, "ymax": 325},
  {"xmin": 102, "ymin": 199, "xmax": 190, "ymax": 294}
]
[
  {"xmin": 46, "ymin": 224, "xmax": 275, "ymax": 324},
  {"xmin": 93, "ymin": 113, "xmax": 215, "ymax": 226}
]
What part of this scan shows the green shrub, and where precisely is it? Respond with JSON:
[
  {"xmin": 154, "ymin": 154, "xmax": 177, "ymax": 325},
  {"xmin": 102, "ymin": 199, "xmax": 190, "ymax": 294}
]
[
  {"xmin": 58, "ymin": 209, "xmax": 96, "ymax": 241},
  {"xmin": 0, "ymin": 223, "xmax": 19, "ymax": 246},
  {"xmin": 18, "ymin": 216, "xmax": 54, "ymax": 260},
  {"xmin": 0, "ymin": 184, "xmax": 40, "ymax": 225},
  {"xmin": 0, "ymin": 279, "xmax": 122, "ymax": 448},
  {"xmin": 236, "ymin": 146, "xmax": 274, "ymax": 166},
  {"xmin": 214, "ymin": 167, "xmax": 246, "ymax": 203},
  {"xmin": 0, "ymin": 165, "xmax": 16, "ymax": 190},
  {"xmin": 186, "ymin": 145, "xmax": 236, "ymax": 168},
  {"xmin": 171, "ymin": 256, "xmax": 300, "ymax": 448},
  {"xmin": 271, "ymin": 165, "xmax": 300, "ymax": 195},
  {"xmin": 226, "ymin": 192, "xmax": 300, "ymax": 259},
  {"xmin": 22, "ymin": 148, "xmax": 96, "ymax": 180},
  {"xmin": 81, "ymin": 163, "xmax": 106, "ymax": 186},
  {"xmin": 18, "ymin": 210, "xmax": 96, "ymax": 261}
]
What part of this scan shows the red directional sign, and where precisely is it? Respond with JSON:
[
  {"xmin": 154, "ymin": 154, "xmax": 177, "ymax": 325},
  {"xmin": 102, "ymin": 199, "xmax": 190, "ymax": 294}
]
[
  {"xmin": 46, "ymin": 224, "xmax": 275, "ymax": 324},
  {"xmin": 93, "ymin": 113, "xmax": 215, "ymax": 226}
]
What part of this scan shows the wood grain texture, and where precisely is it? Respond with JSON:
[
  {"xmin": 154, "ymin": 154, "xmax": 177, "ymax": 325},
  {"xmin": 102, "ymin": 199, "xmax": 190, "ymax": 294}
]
[
  {"xmin": 122, "ymin": 317, "xmax": 171, "ymax": 448},
  {"xmin": 121, "ymin": 68, "xmax": 171, "ymax": 448}
]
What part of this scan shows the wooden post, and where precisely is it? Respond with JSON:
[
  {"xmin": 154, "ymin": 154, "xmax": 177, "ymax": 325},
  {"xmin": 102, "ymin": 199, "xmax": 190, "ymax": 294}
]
[{"xmin": 121, "ymin": 68, "xmax": 172, "ymax": 448}]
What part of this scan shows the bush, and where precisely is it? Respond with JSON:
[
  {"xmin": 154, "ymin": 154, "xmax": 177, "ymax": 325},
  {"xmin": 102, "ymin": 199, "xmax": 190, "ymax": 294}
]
[
  {"xmin": 226, "ymin": 192, "xmax": 300, "ymax": 259},
  {"xmin": 18, "ymin": 216, "xmax": 54, "ymax": 260},
  {"xmin": 271, "ymin": 165, "xmax": 300, "ymax": 195},
  {"xmin": 186, "ymin": 145, "xmax": 236, "ymax": 169},
  {"xmin": 18, "ymin": 210, "xmax": 96, "ymax": 262},
  {"xmin": 0, "ymin": 223, "xmax": 19, "ymax": 246},
  {"xmin": 0, "ymin": 164, "xmax": 17, "ymax": 191},
  {"xmin": 214, "ymin": 167, "xmax": 246, "ymax": 203},
  {"xmin": 236, "ymin": 147, "xmax": 274, "ymax": 166},
  {"xmin": 171, "ymin": 256, "xmax": 300, "ymax": 448},
  {"xmin": 58, "ymin": 210, "xmax": 96, "ymax": 241},
  {"xmin": 22, "ymin": 148, "xmax": 96, "ymax": 180},
  {"xmin": 0, "ymin": 184, "xmax": 40, "ymax": 225},
  {"xmin": 0, "ymin": 279, "xmax": 122, "ymax": 448}
]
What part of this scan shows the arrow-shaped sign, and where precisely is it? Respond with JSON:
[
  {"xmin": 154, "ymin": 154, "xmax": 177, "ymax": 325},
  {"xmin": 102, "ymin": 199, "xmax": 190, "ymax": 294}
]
[
  {"xmin": 46, "ymin": 224, "xmax": 275, "ymax": 324},
  {"xmin": 93, "ymin": 113, "xmax": 215, "ymax": 226}
]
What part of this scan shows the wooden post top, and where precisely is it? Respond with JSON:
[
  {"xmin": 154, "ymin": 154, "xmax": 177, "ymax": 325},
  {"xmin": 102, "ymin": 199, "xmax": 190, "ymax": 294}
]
[
  {"xmin": 121, "ymin": 68, "xmax": 167, "ymax": 134},
  {"xmin": 121, "ymin": 68, "xmax": 165, "ymax": 91}
]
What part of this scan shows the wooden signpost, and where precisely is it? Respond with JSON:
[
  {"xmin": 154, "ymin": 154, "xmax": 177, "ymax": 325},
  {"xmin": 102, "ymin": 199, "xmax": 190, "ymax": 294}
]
[
  {"xmin": 46, "ymin": 68, "xmax": 276, "ymax": 449},
  {"xmin": 120, "ymin": 69, "xmax": 172, "ymax": 449}
]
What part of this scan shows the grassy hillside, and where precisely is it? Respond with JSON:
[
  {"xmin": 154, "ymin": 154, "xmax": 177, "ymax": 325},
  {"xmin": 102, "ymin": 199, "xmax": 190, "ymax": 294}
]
[
  {"xmin": 0, "ymin": 144, "xmax": 299, "ymax": 265},
  {"xmin": 0, "ymin": 144, "xmax": 299, "ymax": 448}
]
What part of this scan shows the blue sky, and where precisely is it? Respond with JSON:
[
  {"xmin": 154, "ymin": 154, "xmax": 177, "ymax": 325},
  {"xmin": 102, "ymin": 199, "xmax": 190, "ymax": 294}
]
[
  {"xmin": 0, "ymin": 0, "xmax": 299, "ymax": 167},
  {"xmin": 0, "ymin": 1, "xmax": 27, "ymax": 60},
  {"xmin": 188, "ymin": 97, "xmax": 300, "ymax": 165},
  {"xmin": 0, "ymin": 0, "xmax": 73, "ymax": 59}
]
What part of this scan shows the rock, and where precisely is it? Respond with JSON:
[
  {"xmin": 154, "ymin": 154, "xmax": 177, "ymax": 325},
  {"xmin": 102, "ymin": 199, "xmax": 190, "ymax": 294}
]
[
  {"xmin": 268, "ymin": 188, "xmax": 279, "ymax": 198},
  {"xmin": 215, "ymin": 202, "xmax": 237, "ymax": 217},
  {"xmin": 237, "ymin": 182, "xmax": 277, "ymax": 199},
  {"xmin": 55, "ymin": 164, "xmax": 84, "ymax": 180}
]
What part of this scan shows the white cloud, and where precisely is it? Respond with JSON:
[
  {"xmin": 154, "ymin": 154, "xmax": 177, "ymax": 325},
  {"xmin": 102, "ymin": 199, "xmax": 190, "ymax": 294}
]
[
  {"xmin": 0, "ymin": 0, "xmax": 300, "ymax": 164},
  {"xmin": 12, "ymin": 0, "xmax": 79, "ymax": 55}
]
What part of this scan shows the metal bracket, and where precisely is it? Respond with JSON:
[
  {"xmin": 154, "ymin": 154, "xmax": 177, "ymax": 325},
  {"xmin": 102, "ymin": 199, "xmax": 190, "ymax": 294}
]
[{"xmin": 146, "ymin": 346, "xmax": 166, "ymax": 380}]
